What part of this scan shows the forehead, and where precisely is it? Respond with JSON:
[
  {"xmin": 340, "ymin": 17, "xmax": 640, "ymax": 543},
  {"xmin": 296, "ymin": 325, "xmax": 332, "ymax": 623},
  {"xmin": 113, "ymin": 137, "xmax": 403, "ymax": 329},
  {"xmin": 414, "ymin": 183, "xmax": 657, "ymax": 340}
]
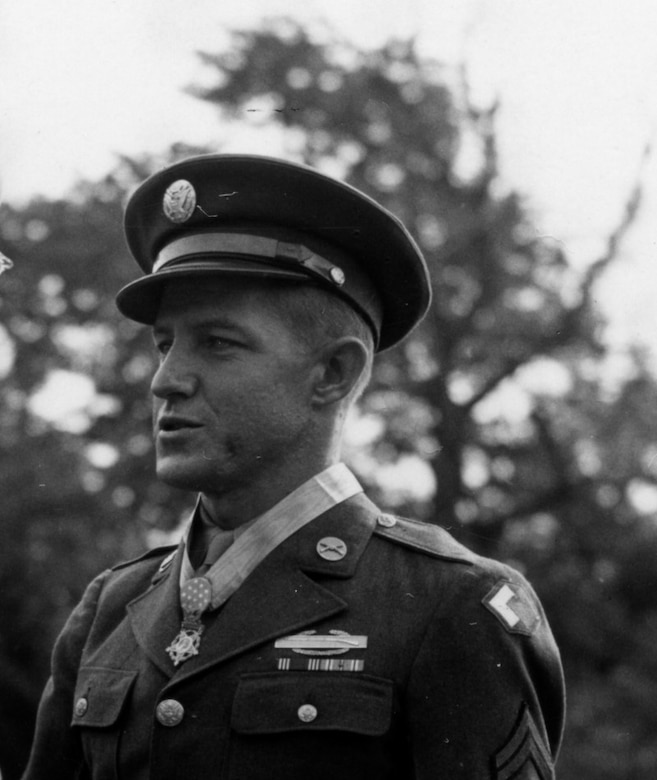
[
  {"xmin": 152, "ymin": 278, "xmax": 307, "ymax": 348},
  {"xmin": 155, "ymin": 278, "xmax": 271, "ymax": 319}
]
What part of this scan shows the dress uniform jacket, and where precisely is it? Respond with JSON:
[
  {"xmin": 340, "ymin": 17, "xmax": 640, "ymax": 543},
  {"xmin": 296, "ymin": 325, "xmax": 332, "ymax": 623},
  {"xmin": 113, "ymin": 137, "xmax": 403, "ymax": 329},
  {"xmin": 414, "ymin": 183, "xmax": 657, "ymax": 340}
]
[{"xmin": 22, "ymin": 493, "xmax": 565, "ymax": 780}]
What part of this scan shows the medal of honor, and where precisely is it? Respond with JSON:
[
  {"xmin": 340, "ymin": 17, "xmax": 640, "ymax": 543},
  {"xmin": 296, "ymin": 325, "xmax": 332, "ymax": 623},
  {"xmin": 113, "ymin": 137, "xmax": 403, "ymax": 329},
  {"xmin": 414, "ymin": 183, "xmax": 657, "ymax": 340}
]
[{"xmin": 166, "ymin": 577, "xmax": 212, "ymax": 666}]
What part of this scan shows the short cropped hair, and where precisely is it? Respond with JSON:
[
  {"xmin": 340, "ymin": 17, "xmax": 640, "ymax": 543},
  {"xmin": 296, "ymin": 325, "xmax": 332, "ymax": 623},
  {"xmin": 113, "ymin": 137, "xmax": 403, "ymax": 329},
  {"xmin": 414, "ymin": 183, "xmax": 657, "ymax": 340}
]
[{"xmin": 262, "ymin": 282, "xmax": 375, "ymax": 402}]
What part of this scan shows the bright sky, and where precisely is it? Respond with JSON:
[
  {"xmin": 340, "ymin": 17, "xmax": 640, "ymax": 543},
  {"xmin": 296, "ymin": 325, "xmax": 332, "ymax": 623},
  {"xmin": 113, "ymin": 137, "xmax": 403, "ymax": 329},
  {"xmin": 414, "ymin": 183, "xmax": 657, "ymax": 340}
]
[{"xmin": 1, "ymin": 0, "xmax": 657, "ymax": 352}]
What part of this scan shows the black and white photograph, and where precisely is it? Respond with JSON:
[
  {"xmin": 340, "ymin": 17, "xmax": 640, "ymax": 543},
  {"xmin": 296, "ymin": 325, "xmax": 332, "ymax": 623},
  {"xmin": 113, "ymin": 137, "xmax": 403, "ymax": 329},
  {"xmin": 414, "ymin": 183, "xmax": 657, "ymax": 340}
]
[{"xmin": 1, "ymin": 2, "xmax": 656, "ymax": 777}]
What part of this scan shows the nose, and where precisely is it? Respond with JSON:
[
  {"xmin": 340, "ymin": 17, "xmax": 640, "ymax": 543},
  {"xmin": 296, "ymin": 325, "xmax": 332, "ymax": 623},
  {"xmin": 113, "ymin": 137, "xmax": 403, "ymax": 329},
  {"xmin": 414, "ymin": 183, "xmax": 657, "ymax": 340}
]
[{"xmin": 151, "ymin": 344, "xmax": 198, "ymax": 400}]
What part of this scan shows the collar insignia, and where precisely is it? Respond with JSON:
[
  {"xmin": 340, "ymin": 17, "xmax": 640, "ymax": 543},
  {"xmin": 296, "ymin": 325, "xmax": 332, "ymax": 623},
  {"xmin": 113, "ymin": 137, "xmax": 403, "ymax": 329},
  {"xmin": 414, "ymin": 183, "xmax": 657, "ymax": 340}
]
[{"xmin": 158, "ymin": 550, "xmax": 176, "ymax": 572}]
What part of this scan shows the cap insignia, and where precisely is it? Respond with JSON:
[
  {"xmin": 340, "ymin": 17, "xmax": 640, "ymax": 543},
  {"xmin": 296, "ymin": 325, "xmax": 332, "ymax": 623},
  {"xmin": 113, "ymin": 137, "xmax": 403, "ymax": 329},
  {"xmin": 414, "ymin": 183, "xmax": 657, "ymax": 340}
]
[{"xmin": 162, "ymin": 179, "xmax": 197, "ymax": 224}]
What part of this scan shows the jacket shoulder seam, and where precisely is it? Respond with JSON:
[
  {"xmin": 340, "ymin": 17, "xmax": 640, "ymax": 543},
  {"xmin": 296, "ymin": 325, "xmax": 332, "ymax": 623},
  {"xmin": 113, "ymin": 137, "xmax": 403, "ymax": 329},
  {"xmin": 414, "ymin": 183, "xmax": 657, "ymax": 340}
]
[{"xmin": 373, "ymin": 515, "xmax": 475, "ymax": 565}]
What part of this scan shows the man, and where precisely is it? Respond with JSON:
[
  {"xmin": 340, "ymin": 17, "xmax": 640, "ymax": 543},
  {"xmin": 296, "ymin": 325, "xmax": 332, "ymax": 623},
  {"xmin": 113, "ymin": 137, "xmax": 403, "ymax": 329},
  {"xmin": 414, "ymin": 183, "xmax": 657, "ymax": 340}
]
[{"xmin": 23, "ymin": 155, "xmax": 565, "ymax": 779}]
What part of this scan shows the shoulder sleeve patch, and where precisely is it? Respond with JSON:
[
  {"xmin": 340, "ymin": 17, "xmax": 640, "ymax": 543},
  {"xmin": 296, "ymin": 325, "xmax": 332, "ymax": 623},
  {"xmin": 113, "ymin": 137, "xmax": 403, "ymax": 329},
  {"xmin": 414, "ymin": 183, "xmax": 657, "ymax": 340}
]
[
  {"xmin": 483, "ymin": 579, "xmax": 541, "ymax": 636},
  {"xmin": 493, "ymin": 703, "xmax": 554, "ymax": 779},
  {"xmin": 373, "ymin": 515, "xmax": 475, "ymax": 565}
]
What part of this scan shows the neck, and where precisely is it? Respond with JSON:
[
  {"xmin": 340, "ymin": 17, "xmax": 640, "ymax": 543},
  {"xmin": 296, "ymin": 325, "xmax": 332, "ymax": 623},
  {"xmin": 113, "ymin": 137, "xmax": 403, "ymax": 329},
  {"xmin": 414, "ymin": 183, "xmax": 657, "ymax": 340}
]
[{"xmin": 199, "ymin": 453, "xmax": 341, "ymax": 531}]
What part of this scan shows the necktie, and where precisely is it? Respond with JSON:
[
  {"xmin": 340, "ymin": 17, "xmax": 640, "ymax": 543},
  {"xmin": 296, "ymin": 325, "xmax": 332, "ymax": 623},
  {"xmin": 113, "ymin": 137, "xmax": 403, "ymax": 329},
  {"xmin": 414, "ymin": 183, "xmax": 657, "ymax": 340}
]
[{"xmin": 196, "ymin": 531, "xmax": 233, "ymax": 575}]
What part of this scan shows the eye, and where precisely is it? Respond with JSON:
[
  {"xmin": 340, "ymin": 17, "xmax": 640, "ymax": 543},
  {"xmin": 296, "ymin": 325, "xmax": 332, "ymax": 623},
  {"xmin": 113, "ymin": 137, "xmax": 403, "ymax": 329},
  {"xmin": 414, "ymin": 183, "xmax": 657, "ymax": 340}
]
[
  {"xmin": 153, "ymin": 338, "xmax": 172, "ymax": 358},
  {"xmin": 203, "ymin": 333, "xmax": 239, "ymax": 352}
]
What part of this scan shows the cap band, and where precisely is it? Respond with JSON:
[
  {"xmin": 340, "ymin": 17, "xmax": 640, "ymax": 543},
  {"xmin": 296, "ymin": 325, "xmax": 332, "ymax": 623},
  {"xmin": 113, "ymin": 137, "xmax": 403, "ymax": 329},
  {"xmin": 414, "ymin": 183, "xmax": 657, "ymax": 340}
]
[
  {"xmin": 154, "ymin": 232, "xmax": 344, "ymax": 285},
  {"xmin": 148, "ymin": 230, "xmax": 383, "ymax": 341}
]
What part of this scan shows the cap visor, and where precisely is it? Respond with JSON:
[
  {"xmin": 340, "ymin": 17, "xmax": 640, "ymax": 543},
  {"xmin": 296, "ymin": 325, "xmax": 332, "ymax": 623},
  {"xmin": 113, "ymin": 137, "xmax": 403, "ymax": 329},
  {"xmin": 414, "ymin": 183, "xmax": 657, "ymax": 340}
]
[{"xmin": 115, "ymin": 259, "xmax": 309, "ymax": 324}]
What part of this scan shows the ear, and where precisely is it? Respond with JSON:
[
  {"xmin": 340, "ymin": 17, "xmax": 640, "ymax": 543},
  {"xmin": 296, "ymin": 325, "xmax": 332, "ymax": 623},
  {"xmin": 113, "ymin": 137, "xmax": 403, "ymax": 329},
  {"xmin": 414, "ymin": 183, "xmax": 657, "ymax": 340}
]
[{"xmin": 311, "ymin": 337, "xmax": 369, "ymax": 408}]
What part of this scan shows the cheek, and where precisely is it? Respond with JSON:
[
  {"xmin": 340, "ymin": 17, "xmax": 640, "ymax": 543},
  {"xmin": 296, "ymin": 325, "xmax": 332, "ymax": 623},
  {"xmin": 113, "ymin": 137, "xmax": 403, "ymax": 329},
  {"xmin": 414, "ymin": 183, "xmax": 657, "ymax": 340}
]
[
  {"xmin": 234, "ymin": 381, "xmax": 311, "ymax": 439},
  {"xmin": 202, "ymin": 361, "xmax": 314, "ymax": 437},
  {"xmin": 268, "ymin": 372, "xmax": 313, "ymax": 416}
]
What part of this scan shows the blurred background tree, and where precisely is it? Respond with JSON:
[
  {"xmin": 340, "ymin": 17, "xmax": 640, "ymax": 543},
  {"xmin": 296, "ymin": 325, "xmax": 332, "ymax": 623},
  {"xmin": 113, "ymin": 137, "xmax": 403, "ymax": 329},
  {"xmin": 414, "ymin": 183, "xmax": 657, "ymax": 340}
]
[{"xmin": 2, "ymin": 18, "xmax": 656, "ymax": 779}]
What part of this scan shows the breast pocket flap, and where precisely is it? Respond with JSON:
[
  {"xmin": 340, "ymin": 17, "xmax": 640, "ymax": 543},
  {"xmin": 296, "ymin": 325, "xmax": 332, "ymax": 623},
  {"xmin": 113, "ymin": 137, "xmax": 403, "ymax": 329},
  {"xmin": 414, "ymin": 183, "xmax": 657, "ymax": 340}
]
[
  {"xmin": 232, "ymin": 673, "xmax": 393, "ymax": 737},
  {"xmin": 71, "ymin": 667, "xmax": 137, "ymax": 728}
]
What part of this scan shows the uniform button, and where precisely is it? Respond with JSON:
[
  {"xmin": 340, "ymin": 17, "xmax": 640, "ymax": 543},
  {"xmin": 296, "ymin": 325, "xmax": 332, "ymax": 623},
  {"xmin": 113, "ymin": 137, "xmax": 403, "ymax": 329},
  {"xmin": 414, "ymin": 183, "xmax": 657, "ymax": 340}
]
[
  {"xmin": 156, "ymin": 699, "xmax": 185, "ymax": 727},
  {"xmin": 74, "ymin": 697, "xmax": 88, "ymax": 718},
  {"xmin": 329, "ymin": 266, "xmax": 346, "ymax": 286},
  {"xmin": 377, "ymin": 515, "xmax": 397, "ymax": 528},
  {"xmin": 316, "ymin": 537, "xmax": 347, "ymax": 561},
  {"xmin": 297, "ymin": 704, "xmax": 318, "ymax": 723}
]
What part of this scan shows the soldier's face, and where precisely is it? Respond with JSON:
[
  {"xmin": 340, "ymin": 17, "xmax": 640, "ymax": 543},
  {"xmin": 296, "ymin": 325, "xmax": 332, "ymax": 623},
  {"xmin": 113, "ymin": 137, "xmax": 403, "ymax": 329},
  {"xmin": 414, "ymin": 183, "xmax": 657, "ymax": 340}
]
[{"xmin": 150, "ymin": 278, "xmax": 318, "ymax": 501}]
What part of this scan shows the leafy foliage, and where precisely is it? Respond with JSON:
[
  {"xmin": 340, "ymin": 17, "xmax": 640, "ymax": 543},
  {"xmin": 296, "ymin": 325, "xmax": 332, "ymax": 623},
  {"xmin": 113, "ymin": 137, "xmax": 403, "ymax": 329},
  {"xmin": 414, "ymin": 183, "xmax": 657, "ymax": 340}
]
[{"xmin": 1, "ymin": 19, "xmax": 656, "ymax": 778}]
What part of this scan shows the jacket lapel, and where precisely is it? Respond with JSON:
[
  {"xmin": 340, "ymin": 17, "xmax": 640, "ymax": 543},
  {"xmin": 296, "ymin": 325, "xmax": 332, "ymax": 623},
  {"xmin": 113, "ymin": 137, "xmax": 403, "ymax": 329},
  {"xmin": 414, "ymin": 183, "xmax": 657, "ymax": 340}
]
[
  {"xmin": 126, "ymin": 540, "xmax": 186, "ymax": 678},
  {"xmin": 172, "ymin": 493, "xmax": 380, "ymax": 683}
]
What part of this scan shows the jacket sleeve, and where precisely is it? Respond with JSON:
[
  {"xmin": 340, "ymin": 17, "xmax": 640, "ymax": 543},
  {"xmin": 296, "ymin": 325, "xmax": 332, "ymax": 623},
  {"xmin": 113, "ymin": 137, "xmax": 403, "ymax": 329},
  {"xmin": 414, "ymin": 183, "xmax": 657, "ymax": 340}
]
[
  {"xmin": 21, "ymin": 571, "xmax": 110, "ymax": 780},
  {"xmin": 405, "ymin": 569, "xmax": 565, "ymax": 779}
]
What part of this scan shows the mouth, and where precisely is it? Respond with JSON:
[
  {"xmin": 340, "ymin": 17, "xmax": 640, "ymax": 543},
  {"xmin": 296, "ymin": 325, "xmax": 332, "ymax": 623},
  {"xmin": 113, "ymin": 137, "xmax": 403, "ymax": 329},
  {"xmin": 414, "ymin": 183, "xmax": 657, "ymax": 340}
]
[{"xmin": 157, "ymin": 416, "xmax": 203, "ymax": 434}]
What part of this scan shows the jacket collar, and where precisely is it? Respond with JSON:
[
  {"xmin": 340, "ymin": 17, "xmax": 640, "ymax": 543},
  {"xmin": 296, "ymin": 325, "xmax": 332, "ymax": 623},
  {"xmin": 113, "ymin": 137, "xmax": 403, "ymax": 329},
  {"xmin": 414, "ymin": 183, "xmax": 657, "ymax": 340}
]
[{"xmin": 293, "ymin": 491, "xmax": 379, "ymax": 577}]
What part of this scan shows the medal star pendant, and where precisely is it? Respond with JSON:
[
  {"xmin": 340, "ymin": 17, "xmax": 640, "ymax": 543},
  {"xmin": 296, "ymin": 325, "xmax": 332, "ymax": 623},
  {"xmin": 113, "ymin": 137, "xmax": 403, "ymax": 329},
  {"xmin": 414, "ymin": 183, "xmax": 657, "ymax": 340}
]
[
  {"xmin": 166, "ymin": 577, "xmax": 212, "ymax": 667},
  {"xmin": 166, "ymin": 621, "xmax": 204, "ymax": 666}
]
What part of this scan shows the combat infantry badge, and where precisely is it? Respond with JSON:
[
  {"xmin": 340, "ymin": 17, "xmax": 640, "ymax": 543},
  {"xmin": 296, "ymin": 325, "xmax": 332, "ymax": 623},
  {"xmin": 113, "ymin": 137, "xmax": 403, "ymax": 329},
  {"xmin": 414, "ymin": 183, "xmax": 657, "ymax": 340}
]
[{"xmin": 275, "ymin": 630, "xmax": 367, "ymax": 672}]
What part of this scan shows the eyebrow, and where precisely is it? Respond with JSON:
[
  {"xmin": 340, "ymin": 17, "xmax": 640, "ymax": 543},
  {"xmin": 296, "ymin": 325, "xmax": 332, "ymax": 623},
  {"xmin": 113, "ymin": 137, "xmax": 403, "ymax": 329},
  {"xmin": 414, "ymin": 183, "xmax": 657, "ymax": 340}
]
[{"xmin": 152, "ymin": 317, "xmax": 250, "ymax": 339}]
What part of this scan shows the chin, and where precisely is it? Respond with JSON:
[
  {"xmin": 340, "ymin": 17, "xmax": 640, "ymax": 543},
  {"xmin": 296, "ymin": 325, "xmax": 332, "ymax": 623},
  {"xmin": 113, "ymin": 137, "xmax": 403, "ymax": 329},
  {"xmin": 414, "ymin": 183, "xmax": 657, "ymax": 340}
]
[
  {"xmin": 156, "ymin": 455, "xmax": 235, "ymax": 494},
  {"xmin": 156, "ymin": 460, "xmax": 209, "ymax": 491}
]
